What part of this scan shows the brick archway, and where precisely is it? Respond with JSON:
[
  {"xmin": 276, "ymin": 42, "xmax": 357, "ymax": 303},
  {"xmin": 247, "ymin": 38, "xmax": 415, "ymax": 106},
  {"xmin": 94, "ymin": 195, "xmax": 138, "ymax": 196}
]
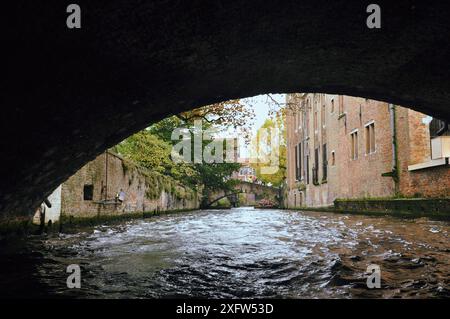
[{"xmin": 2, "ymin": 1, "xmax": 450, "ymax": 219}]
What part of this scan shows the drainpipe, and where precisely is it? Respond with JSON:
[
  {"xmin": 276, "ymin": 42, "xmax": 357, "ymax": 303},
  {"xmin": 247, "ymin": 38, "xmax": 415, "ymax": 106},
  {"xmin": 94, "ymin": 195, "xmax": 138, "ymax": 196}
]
[
  {"xmin": 388, "ymin": 104, "xmax": 400, "ymax": 194},
  {"xmin": 105, "ymin": 151, "xmax": 108, "ymax": 200}
]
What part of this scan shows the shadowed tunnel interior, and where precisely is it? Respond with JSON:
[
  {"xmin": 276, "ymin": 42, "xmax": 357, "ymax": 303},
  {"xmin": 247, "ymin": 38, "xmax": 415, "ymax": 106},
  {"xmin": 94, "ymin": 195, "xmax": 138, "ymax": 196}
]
[{"xmin": 2, "ymin": 0, "xmax": 450, "ymax": 219}]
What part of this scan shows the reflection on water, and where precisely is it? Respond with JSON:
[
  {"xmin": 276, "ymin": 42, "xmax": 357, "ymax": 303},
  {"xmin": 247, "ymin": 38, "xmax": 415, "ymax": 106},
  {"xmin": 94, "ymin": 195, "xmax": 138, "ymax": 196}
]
[{"xmin": 0, "ymin": 207, "xmax": 449, "ymax": 298}]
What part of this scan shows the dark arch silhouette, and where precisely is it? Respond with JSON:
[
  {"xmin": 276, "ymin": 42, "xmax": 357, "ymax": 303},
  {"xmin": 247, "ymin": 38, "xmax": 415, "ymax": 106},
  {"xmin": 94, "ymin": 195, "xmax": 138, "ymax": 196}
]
[
  {"xmin": 203, "ymin": 191, "xmax": 243, "ymax": 209},
  {"xmin": 2, "ymin": 1, "xmax": 450, "ymax": 219}
]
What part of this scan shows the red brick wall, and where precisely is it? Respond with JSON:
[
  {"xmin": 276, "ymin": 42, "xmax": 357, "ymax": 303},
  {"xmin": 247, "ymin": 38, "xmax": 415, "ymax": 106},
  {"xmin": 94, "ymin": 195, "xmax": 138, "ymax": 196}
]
[
  {"xmin": 286, "ymin": 94, "xmax": 395, "ymax": 208},
  {"xmin": 285, "ymin": 94, "xmax": 449, "ymax": 209},
  {"xmin": 333, "ymin": 96, "xmax": 395, "ymax": 200},
  {"xmin": 396, "ymin": 108, "xmax": 450, "ymax": 198}
]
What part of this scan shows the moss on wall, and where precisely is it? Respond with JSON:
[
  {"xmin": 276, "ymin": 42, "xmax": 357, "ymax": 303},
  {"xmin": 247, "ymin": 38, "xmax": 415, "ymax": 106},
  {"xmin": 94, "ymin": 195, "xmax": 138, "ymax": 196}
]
[
  {"xmin": 115, "ymin": 156, "xmax": 197, "ymax": 202},
  {"xmin": 331, "ymin": 198, "xmax": 450, "ymax": 219}
]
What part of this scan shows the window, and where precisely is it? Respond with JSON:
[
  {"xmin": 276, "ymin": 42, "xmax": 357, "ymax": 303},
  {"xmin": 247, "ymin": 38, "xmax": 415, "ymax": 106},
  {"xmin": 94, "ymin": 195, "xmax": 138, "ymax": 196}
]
[
  {"xmin": 331, "ymin": 151, "xmax": 336, "ymax": 166},
  {"xmin": 350, "ymin": 130, "xmax": 359, "ymax": 160},
  {"xmin": 305, "ymin": 100, "xmax": 310, "ymax": 138},
  {"xmin": 302, "ymin": 108, "xmax": 307, "ymax": 136},
  {"xmin": 322, "ymin": 144, "xmax": 327, "ymax": 181},
  {"xmin": 295, "ymin": 111, "xmax": 301, "ymax": 131},
  {"xmin": 314, "ymin": 104, "xmax": 318, "ymax": 133},
  {"xmin": 331, "ymin": 99, "xmax": 335, "ymax": 113},
  {"xmin": 295, "ymin": 143, "xmax": 304, "ymax": 181},
  {"xmin": 240, "ymin": 167, "xmax": 255, "ymax": 176},
  {"xmin": 298, "ymin": 143, "xmax": 302, "ymax": 180},
  {"xmin": 313, "ymin": 147, "xmax": 319, "ymax": 184},
  {"xmin": 299, "ymin": 111, "xmax": 302, "ymax": 130},
  {"xmin": 321, "ymin": 104, "xmax": 326, "ymax": 128},
  {"xmin": 83, "ymin": 184, "xmax": 94, "ymax": 200},
  {"xmin": 293, "ymin": 112, "xmax": 297, "ymax": 130},
  {"xmin": 306, "ymin": 155, "xmax": 310, "ymax": 184},
  {"xmin": 365, "ymin": 122, "xmax": 376, "ymax": 154},
  {"xmin": 339, "ymin": 96, "xmax": 344, "ymax": 115}
]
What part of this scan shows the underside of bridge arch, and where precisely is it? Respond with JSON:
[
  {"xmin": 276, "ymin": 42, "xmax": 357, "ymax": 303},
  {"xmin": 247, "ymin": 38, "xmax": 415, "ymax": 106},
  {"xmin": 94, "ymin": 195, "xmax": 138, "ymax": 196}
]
[{"xmin": 2, "ymin": 1, "xmax": 450, "ymax": 219}]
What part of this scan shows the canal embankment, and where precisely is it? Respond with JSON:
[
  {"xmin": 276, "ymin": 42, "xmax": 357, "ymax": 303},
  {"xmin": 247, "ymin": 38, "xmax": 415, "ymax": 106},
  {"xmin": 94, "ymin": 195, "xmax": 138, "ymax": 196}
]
[
  {"xmin": 0, "ymin": 151, "xmax": 202, "ymax": 238},
  {"xmin": 286, "ymin": 197, "xmax": 450, "ymax": 220}
]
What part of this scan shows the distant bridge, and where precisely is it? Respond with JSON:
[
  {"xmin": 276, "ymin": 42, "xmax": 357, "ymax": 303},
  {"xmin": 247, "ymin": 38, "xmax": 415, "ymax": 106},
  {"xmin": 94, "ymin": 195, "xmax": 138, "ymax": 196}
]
[{"xmin": 205, "ymin": 181, "xmax": 280, "ymax": 208}]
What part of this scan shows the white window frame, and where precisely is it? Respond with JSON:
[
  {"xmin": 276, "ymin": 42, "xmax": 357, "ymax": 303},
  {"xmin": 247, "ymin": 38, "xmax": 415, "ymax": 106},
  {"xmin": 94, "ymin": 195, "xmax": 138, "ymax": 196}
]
[
  {"xmin": 364, "ymin": 120, "xmax": 376, "ymax": 155},
  {"xmin": 350, "ymin": 129, "xmax": 359, "ymax": 160}
]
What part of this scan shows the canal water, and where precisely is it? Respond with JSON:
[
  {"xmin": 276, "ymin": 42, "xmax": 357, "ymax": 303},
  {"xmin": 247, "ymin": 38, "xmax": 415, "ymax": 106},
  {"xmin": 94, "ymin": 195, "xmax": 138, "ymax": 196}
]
[{"xmin": 0, "ymin": 207, "xmax": 449, "ymax": 298}]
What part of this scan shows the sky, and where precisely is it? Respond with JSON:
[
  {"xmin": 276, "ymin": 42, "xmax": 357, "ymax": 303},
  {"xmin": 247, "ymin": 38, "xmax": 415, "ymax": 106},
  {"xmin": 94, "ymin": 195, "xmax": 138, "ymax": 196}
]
[
  {"xmin": 247, "ymin": 94, "xmax": 285, "ymax": 135},
  {"xmin": 230, "ymin": 94, "xmax": 286, "ymax": 157}
]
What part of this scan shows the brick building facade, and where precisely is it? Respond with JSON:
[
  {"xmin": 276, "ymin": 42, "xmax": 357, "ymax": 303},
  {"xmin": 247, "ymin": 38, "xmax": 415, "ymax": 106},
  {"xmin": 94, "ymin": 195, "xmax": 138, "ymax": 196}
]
[
  {"xmin": 285, "ymin": 93, "xmax": 449, "ymax": 208},
  {"xmin": 231, "ymin": 158, "xmax": 257, "ymax": 183},
  {"xmin": 33, "ymin": 151, "xmax": 200, "ymax": 224}
]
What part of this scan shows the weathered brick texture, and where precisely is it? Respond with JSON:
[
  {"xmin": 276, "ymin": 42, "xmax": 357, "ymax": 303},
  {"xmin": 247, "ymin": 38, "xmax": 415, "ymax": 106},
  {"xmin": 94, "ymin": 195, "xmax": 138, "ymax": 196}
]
[
  {"xmin": 286, "ymin": 94, "xmax": 449, "ymax": 209},
  {"xmin": 61, "ymin": 151, "xmax": 200, "ymax": 219},
  {"xmin": 396, "ymin": 108, "xmax": 450, "ymax": 198}
]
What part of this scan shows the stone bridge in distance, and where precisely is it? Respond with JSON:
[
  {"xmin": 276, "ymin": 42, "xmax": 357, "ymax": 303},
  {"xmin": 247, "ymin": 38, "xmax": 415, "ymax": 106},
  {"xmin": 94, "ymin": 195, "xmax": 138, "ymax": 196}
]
[{"xmin": 206, "ymin": 182, "xmax": 280, "ymax": 208}]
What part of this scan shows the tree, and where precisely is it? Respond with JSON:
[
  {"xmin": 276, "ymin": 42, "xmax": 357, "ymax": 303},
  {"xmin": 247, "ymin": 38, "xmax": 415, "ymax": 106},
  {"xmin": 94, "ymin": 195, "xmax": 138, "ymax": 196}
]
[
  {"xmin": 178, "ymin": 99, "xmax": 254, "ymax": 128},
  {"xmin": 148, "ymin": 116, "xmax": 183, "ymax": 145},
  {"xmin": 115, "ymin": 130, "xmax": 173, "ymax": 174},
  {"xmin": 149, "ymin": 99, "xmax": 255, "ymax": 145},
  {"xmin": 115, "ymin": 129, "xmax": 198, "ymax": 182},
  {"xmin": 118, "ymin": 100, "xmax": 247, "ymax": 202},
  {"xmin": 196, "ymin": 162, "xmax": 241, "ymax": 208},
  {"xmin": 265, "ymin": 93, "xmax": 303, "ymax": 118},
  {"xmin": 250, "ymin": 117, "xmax": 287, "ymax": 187},
  {"xmin": 172, "ymin": 100, "xmax": 255, "ymax": 142}
]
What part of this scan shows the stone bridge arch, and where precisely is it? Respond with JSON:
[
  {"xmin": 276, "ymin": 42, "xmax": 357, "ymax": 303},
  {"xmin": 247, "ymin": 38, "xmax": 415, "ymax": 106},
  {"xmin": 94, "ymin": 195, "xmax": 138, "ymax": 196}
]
[
  {"xmin": 2, "ymin": 1, "xmax": 450, "ymax": 219},
  {"xmin": 206, "ymin": 182, "xmax": 280, "ymax": 208}
]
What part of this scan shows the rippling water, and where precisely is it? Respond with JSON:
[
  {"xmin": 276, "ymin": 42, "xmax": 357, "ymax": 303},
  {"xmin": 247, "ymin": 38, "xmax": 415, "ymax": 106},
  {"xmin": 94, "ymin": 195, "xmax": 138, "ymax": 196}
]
[{"xmin": 0, "ymin": 207, "xmax": 449, "ymax": 298}]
